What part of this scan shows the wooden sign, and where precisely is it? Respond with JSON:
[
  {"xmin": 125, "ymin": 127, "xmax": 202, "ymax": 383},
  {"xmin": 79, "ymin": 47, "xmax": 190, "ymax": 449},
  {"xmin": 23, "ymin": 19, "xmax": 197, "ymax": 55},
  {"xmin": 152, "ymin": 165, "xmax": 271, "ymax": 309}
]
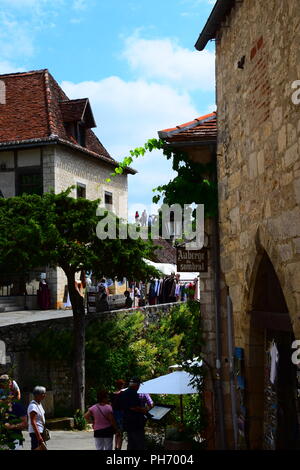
[{"xmin": 176, "ymin": 247, "xmax": 208, "ymax": 273}]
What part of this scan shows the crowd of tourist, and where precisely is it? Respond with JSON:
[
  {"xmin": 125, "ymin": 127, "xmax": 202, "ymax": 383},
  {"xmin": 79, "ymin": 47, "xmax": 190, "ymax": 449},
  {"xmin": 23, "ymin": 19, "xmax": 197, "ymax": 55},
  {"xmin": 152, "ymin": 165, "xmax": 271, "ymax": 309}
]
[{"xmin": 0, "ymin": 374, "xmax": 153, "ymax": 451}]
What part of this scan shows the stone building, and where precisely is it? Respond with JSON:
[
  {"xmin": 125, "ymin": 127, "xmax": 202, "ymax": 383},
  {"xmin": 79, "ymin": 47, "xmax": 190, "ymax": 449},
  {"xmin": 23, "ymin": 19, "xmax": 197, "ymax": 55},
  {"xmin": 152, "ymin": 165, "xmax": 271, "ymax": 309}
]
[
  {"xmin": 158, "ymin": 112, "xmax": 220, "ymax": 448},
  {"xmin": 196, "ymin": 0, "xmax": 300, "ymax": 450},
  {"xmin": 0, "ymin": 69, "xmax": 134, "ymax": 308}
]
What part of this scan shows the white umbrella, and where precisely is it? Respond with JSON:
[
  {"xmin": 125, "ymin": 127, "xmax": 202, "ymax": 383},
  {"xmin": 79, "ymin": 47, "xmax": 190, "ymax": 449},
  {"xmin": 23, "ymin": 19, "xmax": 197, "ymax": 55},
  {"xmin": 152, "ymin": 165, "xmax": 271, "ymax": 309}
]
[
  {"xmin": 169, "ymin": 358, "xmax": 203, "ymax": 370},
  {"xmin": 139, "ymin": 370, "xmax": 198, "ymax": 395},
  {"xmin": 139, "ymin": 370, "xmax": 200, "ymax": 423}
]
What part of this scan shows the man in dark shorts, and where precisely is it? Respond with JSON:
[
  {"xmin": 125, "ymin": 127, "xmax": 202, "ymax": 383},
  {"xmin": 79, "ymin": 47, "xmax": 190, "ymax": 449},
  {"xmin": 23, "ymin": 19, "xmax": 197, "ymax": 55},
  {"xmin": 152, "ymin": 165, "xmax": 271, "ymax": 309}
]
[{"xmin": 119, "ymin": 377, "xmax": 148, "ymax": 450}]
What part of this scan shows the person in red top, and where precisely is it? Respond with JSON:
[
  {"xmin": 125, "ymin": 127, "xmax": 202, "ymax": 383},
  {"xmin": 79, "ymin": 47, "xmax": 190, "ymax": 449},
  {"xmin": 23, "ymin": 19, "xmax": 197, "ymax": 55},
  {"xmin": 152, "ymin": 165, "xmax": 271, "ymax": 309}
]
[{"xmin": 84, "ymin": 390, "xmax": 119, "ymax": 450}]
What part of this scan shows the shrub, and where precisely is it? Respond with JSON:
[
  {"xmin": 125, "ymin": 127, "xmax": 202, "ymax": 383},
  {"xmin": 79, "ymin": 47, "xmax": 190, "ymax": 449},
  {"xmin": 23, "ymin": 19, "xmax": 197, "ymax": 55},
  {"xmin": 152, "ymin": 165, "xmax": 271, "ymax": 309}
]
[
  {"xmin": 29, "ymin": 301, "xmax": 205, "ymax": 435},
  {"xmin": 73, "ymin": 410, "xmax": 87, "ymax": 430}
]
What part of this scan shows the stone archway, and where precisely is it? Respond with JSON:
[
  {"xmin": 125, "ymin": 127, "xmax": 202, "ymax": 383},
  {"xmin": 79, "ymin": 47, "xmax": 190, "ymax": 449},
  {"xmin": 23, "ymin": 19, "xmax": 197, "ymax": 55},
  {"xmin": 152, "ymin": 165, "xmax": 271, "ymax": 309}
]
[
  {"xmin": 251, "ymin": 225, "xmax": 298, "ymax": 328},
  {"xmin": 246, "ymin": 248, "xmax": 299, "ymax": 449}
]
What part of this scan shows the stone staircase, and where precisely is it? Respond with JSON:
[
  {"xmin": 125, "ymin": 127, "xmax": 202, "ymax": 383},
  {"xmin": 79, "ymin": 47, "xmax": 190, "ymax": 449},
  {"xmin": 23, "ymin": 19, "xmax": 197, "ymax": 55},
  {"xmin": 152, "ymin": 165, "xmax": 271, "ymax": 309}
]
[{"xmin": 0, "ymin": 297, "xmax": 22, "ymax": 312}]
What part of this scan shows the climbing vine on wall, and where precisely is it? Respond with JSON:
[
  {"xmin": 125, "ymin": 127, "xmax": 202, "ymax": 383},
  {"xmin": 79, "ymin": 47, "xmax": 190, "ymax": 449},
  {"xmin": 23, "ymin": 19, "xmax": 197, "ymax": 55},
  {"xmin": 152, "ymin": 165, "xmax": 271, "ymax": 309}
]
[{"xmin": 106, "ymin": 138, "xmax": 218, "ymax": 217}]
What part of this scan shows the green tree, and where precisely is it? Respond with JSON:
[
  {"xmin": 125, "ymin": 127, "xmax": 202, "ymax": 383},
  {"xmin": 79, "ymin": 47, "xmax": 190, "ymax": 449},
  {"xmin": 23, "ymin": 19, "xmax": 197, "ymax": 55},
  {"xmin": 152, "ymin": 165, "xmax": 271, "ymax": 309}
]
[{"xmin": 0, "ymin": 190, "xmax": 159, "ymax": 411}]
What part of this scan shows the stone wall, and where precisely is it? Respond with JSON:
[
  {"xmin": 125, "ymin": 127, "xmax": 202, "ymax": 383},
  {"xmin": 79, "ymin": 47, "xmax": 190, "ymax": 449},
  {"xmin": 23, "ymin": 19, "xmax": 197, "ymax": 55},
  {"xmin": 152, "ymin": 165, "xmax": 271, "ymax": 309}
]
[
  {"xmin": 42, "ymin": 144, "xmax": 129, "ymax": 307},
  {"xmin": 0, "ymin": 303, "xmax": 176, "ymax": 413},
  {"xmin": 176, "ymin": 146, "xmax": 217, "ymax": 374},
  {"xmin": 0, "ymin": 144, "xmax": 129, "ymax": 307},
  {"xmin": 53, "ymin": 144, "xmax": 128, "ymax": 219},
  {"xmin": 215, "ymin": 0, "xmax": 300, "ymax": 447}
]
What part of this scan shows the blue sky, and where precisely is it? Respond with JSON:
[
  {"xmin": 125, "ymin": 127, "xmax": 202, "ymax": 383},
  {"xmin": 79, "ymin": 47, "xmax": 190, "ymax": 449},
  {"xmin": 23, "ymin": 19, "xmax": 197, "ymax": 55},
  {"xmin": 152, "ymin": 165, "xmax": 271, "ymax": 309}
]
[{"xmin": 0, "ymin": 0, "xmax": 216, "ymax": 219}]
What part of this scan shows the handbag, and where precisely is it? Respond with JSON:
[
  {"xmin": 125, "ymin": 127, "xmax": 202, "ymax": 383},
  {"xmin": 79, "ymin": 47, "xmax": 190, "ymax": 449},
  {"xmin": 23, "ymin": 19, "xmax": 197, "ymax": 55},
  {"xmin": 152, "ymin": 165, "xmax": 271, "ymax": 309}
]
[
  {"xmin": 94, "ymin": 426, "xmax": 115, "ymax": 438},
  {"xmin": 42, "ymin": 428, "xmax": 51, "ymax": 442}
]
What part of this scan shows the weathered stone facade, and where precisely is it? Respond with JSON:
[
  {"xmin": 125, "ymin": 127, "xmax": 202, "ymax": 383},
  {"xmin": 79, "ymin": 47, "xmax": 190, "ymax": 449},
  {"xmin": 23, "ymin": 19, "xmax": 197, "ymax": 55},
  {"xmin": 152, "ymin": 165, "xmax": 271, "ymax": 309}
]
[
  {"xmin": 214, "ymin": 0, "xmax": 300, "ymax": 449},
  {"xmin": 43, "ymin": 144, "xmax": 128, "ymax": 219},
  {"xmin": 0, "ymin": 145, "xmax": 129, "ymax": 308},
  {"xmin": 42, "ymin": 144, "xmax": 128, "ymax": 307},
  {"xmin": 158, "ymin": 115, "xmax": 219, "ymax": 448}
]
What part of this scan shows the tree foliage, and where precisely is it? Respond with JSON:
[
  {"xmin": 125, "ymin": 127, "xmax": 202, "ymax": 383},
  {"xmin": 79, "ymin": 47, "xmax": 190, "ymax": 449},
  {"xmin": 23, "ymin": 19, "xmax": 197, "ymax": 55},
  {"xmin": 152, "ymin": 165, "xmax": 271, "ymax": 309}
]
[
  {"xmin": 0, "ymin": 189, "xmax": 159, "ymax": 280},
  {"xmin": 107, "ymin": 139, "xmax": 218, "ymax": 217},
  {"xmin": 0, "ymin": 189, "xmax": 160, "ymax": 411},
  {"xmin": 29, "ymin": 301, "xmax": 206, "ymax": 435}
]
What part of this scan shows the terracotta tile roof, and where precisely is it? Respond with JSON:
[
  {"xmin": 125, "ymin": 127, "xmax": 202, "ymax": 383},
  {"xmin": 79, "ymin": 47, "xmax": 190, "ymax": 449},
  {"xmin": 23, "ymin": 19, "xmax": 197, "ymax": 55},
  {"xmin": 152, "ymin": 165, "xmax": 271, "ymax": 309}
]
[
  {"xmin": 0, "ymin": 69, "xmax": 135, "ymax": 173},
  {"xmin": 60, "ymin": 99, "xmax": 87, "ymax": 122},
  {"xmin": 152, "ymin": 238, "xmax": 177, "ymax": 264},
  {"xmin": 158, "ymin": 112, "xmax": 217, "ymax": 143}
]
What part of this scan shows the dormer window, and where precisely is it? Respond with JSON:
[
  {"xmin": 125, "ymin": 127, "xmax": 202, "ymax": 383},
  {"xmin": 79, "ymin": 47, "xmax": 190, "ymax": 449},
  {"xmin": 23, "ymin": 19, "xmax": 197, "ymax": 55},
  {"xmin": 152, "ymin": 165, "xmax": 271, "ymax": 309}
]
[{"xmin": 60, "ymin": 98, "xmax": 96, "ymax": 149}]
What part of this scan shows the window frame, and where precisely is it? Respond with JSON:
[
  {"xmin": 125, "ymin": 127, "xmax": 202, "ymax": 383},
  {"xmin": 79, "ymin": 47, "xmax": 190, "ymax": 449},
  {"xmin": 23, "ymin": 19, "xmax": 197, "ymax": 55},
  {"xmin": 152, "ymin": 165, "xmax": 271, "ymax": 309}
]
[
  {"xmin": 15, "ymin": 166, "xmax": 43, "ymax": 196},
  {"xmin": 76, "ymin": 182, "xmax": 86, "ymax": 199},
  {"xmin": 104, "ymin": 191, "xmax": 113, "ymax": 210}
]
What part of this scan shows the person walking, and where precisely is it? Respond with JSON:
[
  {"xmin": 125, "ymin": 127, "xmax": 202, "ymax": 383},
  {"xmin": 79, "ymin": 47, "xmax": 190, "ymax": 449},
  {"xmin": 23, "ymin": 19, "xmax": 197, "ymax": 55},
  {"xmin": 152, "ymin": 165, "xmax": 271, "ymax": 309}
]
[
  {"xmin": 133, "ymin": 287, "xmax": 141, "ymax": 308},
  {"xmin": 119, "ymin": 377, "xmax": 148, "ymax": 450},
  {"xmin": 141, "ymin": 210, "xmax": 147, "ymax": 227},
  {"xmin": 84, "ymin": 390, "xmax": 119, "ymax": 450},
  {"xmin": 27, "ymin": 386, "xmax": 47, "ymax": 450},
  {"xmin": 96, "ymin": 279, "xmax": 110, "ymax": 312},
  {"xmin": 110, "ymin": 379, "xmax": 125, "ymax": 450},
  {"xmin": 124, "ymin": 290, "xmax": 133, "ymax": 309},
  {"xmin": 0, "ymin": 374, "xmax": 21, "ymax": 400}
]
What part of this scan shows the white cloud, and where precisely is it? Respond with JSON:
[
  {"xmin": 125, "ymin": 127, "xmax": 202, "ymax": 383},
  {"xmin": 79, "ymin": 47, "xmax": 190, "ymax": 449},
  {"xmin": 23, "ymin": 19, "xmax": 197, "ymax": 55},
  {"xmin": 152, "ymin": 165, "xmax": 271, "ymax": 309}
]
[
  {"xmin": 180, "ymin": 0, "xmax": 216, "ymax": 6},
  {"xmin": 61, "ymin": 75, "xmax": 200, "ymax": 208},
  {"xmin": 122, "ymin": 33, "xmax": 215, "ymax": 91},
  {"xmin": 180, "ymin": 0, "xmax": 216, "ymax": 16},
  {"xmin": 60, "ymin": 32, "xmax": 216, "ymax": 208},
  {"xmin": 61, "ymin": 76, "xmax": 198, "ymax": 155},
  {"xmin": 0, "ymin": 0, "xmax": 62, "ymax": 11},
  {"xmin": 0, "ymin": 60, "xmax": 22, "ymax": 74},
  {"xmin": 0, "ymin": 13, "xmax": 35, "ymax": 60},
  {"xmin": 0, "ymin": 0, "xmax": 41, "ymax": 6},
  {"xmin": 72, "ymin": 0, "xmax": 87, "ymax": 10},
  {"xmin": 0, "ymin": 2, "xmax": 63, "ymax": 63}
]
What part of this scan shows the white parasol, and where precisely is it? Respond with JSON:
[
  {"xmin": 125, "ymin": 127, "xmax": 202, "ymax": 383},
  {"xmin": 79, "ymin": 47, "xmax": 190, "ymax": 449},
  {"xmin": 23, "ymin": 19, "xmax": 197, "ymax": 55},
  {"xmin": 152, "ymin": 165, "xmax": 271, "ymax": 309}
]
[
  {"xmin": 139, "ymin": 370, "xmax": 198, "ymax": 395},
  {"xmin": 139, "ymin": 369, "xmax": 201, "ymax": 423}
]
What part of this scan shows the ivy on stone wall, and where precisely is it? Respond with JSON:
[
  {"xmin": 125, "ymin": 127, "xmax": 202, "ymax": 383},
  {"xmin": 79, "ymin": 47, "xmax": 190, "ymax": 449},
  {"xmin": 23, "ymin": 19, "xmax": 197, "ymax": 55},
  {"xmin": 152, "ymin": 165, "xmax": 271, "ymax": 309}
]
[
  {"xmin": 107, "ymin": 138, "xmax": 218, "ymax": 217},
  {"xmin": 29, "ymin": 301, "xmax": 206, "ymax": 435}
]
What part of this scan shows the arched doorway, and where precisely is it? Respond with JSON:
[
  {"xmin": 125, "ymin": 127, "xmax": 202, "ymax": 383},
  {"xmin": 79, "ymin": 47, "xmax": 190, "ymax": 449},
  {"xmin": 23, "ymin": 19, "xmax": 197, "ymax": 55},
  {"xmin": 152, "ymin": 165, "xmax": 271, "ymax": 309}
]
[{"xmin": 247, "ymin": 251, "xmax": 299, "ymax": 449}]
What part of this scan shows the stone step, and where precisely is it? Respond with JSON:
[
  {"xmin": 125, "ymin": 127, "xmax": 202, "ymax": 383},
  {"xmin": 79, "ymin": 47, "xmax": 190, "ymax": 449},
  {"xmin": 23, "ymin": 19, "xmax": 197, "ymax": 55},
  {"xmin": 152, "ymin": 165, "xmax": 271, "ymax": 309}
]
[
  {"xmin": 46, "ymin": 418, "xmax": 75, "ymax": 431},
  {"xmin": 0, "ymin": 298, "xmax": 21, "ymax": 304},
  {"xmin": 0, "ymin": 306, "xmax": 22, "ymax": 312}
]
